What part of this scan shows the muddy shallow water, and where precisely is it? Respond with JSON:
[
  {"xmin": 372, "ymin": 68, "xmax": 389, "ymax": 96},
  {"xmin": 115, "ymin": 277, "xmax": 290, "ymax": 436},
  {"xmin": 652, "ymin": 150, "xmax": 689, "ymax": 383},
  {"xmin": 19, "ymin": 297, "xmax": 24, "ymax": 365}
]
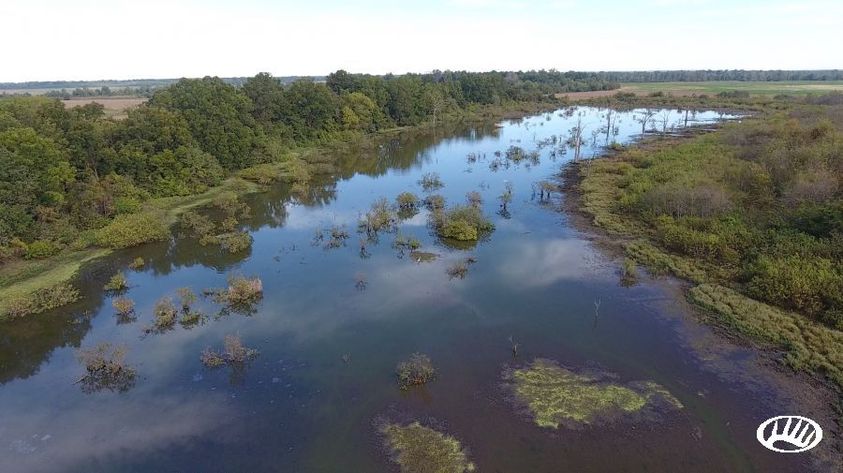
[{"xmin": 0, "ymin": 107, "xmax": 838, "ymax": 472}]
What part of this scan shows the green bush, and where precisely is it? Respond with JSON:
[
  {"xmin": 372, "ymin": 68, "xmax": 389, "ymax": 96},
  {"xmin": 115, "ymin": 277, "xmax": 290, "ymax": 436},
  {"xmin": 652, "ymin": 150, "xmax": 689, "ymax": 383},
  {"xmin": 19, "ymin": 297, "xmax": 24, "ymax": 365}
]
[
  {"xmin": 434, "ymin": 205, "xmax": 494, "ymax": 241},
  {"xmin": 104, "ymin": 271, "xmax": 129, "ymax": 292},
  {"xmin": 441, "ymin": 219, "xmax": 478, "ymax": 241},
  {"xmin": 94, "ymin": 212, "xmax": 170, "ymax": 249},
  {"xmin": 747, "ymin": 255, "xmax": 843, "ymax": 320},
  {"xmin": 24, "ymin": 240, "xmax": 60, "ymax": 260}
]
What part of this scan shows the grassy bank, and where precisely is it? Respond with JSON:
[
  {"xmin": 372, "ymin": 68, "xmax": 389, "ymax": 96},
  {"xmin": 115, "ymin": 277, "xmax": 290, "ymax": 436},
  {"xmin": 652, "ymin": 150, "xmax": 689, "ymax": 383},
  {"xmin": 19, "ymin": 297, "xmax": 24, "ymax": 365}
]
[
  {"xmin": 0, "ymin": 99, "xmax": 564, "ymax": 320},
  {"xmin": 569, "ymin": 96, "xmax": 843, "ymax": 389}
]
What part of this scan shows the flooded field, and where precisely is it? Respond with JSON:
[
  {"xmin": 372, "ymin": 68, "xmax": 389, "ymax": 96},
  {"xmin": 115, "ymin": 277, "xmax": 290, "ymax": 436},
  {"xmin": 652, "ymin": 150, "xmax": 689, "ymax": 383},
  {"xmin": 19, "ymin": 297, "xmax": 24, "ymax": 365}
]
[{"xmin": 0, "ymin": 107, "xmax": 836, "ymax": 472}]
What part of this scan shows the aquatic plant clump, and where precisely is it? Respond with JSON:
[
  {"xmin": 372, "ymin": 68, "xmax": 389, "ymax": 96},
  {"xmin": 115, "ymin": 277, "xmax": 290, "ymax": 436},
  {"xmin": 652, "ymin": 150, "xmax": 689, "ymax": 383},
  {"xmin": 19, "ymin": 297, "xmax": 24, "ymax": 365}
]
[
  {"xmin": 505, "ymin": 359, "xmax": 682, "ymax": 428},
  {"xmin": 128, "ymin": 257, "xmax": 146, "ymax": 269},
  {"xmin": 381, "ymin": 422, "xmax": 475, "ymax": 473},
  {"xmin": 434, "ymin": 205, "xmax": 494, "ymax": 242},
  {"xmin": 359, "ymin": 198, "xmax": 398, "ymax": 237},
  {"xmin": 112, "ymin": 296, "xmax": 135, "ymax": 316},
  {"xmin": 103, "ymin": 271, "xmax": 128, "ymax": 292},
  {"xmin": 396, "ymin": 192, "xmax": 420, "ymax": 209},
  {"xmin": 224, "ymin": 275, "xmax": 263, "ymax": 305},
  {"xmin": 396, "ymin": 353, "xmax": 436, "ymax": 390},
  {"xmin": 76, "ymin": 343, "xmax": 136, "ymax": 393},
  {"xmin": 418, "ymin": 172, "xmax": 444, "ymax": 192},
  {"xmin": 152, "ymin": 296, "xmax": 179, "ymax": 330},
  {"xmin": 201, "ymin": 334, "xmax": 259, "ymax": 368}
]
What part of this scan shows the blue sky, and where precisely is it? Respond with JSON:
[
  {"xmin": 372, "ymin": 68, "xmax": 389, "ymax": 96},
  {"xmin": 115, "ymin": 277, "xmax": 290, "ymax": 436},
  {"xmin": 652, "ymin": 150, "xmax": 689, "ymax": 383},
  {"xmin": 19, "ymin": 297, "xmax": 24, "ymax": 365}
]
[{"xmin": 1, "ymin": 0, "xmax": 840, "ymax": 81}]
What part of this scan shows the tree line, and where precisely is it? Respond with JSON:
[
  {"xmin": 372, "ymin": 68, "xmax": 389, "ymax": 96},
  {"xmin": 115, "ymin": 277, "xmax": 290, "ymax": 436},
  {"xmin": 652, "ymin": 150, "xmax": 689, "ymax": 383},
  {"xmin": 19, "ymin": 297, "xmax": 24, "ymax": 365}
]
[{"xmin": 0, "ymin": 69, "xmax": 615, "ymax": 258}]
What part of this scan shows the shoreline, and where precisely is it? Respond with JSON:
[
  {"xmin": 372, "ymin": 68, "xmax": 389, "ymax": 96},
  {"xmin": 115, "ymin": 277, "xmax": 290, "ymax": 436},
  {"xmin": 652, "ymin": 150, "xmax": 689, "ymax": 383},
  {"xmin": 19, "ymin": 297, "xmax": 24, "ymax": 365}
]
[
  {"xmin": 556, "ymin": 127, "xmax": 843, "ymax": 423},
  {"xmin": 0, "ymin": 99, "xmax": 565, "ymax": 320}
]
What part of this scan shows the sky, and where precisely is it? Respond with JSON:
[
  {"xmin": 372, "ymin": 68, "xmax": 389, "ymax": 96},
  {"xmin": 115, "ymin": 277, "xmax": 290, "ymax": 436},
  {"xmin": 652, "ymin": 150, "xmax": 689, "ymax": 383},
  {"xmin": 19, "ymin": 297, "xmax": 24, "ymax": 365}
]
[{"xmin": 1, "ymin": 0, "xmax": 840, "ymax": 82}]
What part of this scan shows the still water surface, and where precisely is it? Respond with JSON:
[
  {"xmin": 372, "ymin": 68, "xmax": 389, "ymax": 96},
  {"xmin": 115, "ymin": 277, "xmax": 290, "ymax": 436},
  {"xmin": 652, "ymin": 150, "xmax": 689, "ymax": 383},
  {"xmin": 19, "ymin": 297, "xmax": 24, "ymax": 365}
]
[{"xmin": 0, "ymin": 107, "xmax": 829, "ymax": 472}]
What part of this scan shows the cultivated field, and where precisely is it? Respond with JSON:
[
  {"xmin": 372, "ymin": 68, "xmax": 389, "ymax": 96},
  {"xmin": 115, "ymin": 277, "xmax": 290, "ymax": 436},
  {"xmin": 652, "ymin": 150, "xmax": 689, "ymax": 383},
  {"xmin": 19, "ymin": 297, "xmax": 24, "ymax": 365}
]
[
  {"xmin": 559, "ymin": 80, "xmax": 843, "ymax": 100},
  {"xmin": 62, "ymin": 96, "xmax": 147, "ymax": 118},
  {"xmin": 620, "ymin": 80, "xmax": 843, "ymax": 96}
]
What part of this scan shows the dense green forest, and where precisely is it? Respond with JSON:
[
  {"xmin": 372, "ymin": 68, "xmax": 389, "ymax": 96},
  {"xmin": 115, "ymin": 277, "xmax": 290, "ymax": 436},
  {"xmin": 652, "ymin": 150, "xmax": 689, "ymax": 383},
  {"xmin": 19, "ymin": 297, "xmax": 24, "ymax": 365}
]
[
  {"xmin": 595, "ymin": 69, "xmax": 843, "ymax": 82},
  {"xmin": 577, "ymin": 93, "xmax": 843, "ymax": 332},
  {"xmin": 0, "ymin": 70, "xmax": 614, "ymax": 263}
]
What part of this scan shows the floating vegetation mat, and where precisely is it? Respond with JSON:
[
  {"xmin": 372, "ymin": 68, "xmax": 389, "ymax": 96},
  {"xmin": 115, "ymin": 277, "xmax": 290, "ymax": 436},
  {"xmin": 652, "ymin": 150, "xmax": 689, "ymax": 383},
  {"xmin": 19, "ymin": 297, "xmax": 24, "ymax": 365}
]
[
  {"xmin": 381, "ymin": 421, "xmax": 475, "ymax": 473},
  {"xmin": 504, "ymin": 359, "xmax": 682, "ymax": 428}
]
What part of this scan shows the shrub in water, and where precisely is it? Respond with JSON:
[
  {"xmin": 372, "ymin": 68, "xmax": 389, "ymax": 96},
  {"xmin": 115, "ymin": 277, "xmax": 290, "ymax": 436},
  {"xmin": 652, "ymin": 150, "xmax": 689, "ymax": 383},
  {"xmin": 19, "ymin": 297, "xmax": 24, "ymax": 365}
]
[
  {"xmin": 76, "ymin": 343, "xmax": 136, "ymax": 393},
  {"xmin": 396, "ymin": 353, "xmax": 436, "ymax": 389},
  {"xmin": 104, "ymin": 271, "xmax": 129, "ymax": 292},
  {"xmin": 153, "ymin": 297, "xmax": 179, "ymax": 330}
]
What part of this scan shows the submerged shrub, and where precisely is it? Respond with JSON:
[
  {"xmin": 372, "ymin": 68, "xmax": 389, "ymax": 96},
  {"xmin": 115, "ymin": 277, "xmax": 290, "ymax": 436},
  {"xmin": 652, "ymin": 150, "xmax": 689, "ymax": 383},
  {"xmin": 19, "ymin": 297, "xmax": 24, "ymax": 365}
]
[
  {"xmin": 76, "ymin": 343, "xmax": 136, "ymax": 393},
  {"xmin": 396, "ymin": 353, "xmax": 436, "ymax": 390},
  {"xmin": 359, "ymin": 198, "xmax": 397, "ymax": 236},
  {"xmin": 446, "ymin": 257, "xmax": 476, "ymax": 280},
  {"xmin": 381, "ymin": 422, "xmax": 475, "ymax": 473},
  {"xmin": 153, "ymin": 296, "xmax": 179, "ymax": 330},
  {"xmin": 418, "ymin": 172, "xmax": 444, "ymax": 191},
  {"xmin": 466, "ymin": 191, "xmax": 483, "ymax": 207},
  {"xmin": 103, "ymin": 271, "xmax": 129, "ymax": 292},
  {"xmin": 214, "ymin": 231, "xmax": 253, "ymax": 253},
  {"xmin": 435, "ymin": 205, "xmax": 494, "ymax": 242},
  {"xmin": 396, "ymin": 192, "xmax": 420, "ymax": 209},
  {"xmin": 177, "ymin": 287, "xmax": 197, "ymax": 310},
  {"xmin": 393, "ymin": 233, "xmax": 421, "ymax": 251},
  {"xmin": 112, "ymin": 296, "xmax": 135, "ymax": 316},
  {"xmin": 201, "ymin": 334, "xmax": 259, "ymax": 368},
  {"xmin": 424, "ymin": 194, "xmax": 445, "ymax": 211},
  {"xmin": 128, "ymin": 257, "xmax": 145, "ymax": 269},
  {"xmin": 212, "ymin": 275, "xmax": 264, "ymax": 307}
]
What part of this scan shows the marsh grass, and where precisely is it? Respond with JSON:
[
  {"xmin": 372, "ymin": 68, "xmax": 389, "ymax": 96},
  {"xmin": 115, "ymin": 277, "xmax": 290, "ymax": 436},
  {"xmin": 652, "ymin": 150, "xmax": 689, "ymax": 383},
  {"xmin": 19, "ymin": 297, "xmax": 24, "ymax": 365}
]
[
  {"xmin": 689, "ymin": 284, "xmax": 843, "ymax": 387},
  {"xmin": 380, "ymin": 421, "xmax": 475, "ymax": 473},
  {"xmin": 504, "ymin": 359, "xmax": 682, "ymax": 428},
  {"xmin": 396, "ymin": 353, "xmax": 436, "ymax": 390},
  {"xmin": 3, "ymin": 283, "xmax": 80, "ymax": 319},
  {"xmin": 76, "ymin": 343, "xmax": 136, "ymax": 393},
  {"xmin": 620, "ymin": 257, "xmax": 638, "ymax": 286}
]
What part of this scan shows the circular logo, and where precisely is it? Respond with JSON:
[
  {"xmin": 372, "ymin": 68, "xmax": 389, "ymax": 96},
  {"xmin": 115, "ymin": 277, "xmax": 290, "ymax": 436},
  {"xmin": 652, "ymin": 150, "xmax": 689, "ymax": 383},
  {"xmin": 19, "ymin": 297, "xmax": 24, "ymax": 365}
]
[{"xmin": 757, "ymin": 415, "xmax": 823, "ymax": 453}]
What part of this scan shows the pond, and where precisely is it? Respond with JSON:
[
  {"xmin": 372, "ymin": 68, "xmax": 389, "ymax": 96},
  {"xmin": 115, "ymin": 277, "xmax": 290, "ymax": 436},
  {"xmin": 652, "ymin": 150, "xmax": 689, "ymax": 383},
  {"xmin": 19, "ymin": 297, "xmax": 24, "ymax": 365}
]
[{"xmin": 0, "ymin": 107, "xmax": 833, "ymax": 472}]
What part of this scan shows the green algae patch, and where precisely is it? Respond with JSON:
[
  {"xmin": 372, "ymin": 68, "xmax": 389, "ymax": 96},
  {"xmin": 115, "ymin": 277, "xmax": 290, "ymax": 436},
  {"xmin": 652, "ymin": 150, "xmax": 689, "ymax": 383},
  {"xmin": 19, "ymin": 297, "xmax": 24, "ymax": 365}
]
[
  {"xmin": 505, "ymin": 359, "xmax": 682, "ymax": 428},
  {"xmin": 381, "ymin": 422, "xmax": 475, "ymax": 473}
]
